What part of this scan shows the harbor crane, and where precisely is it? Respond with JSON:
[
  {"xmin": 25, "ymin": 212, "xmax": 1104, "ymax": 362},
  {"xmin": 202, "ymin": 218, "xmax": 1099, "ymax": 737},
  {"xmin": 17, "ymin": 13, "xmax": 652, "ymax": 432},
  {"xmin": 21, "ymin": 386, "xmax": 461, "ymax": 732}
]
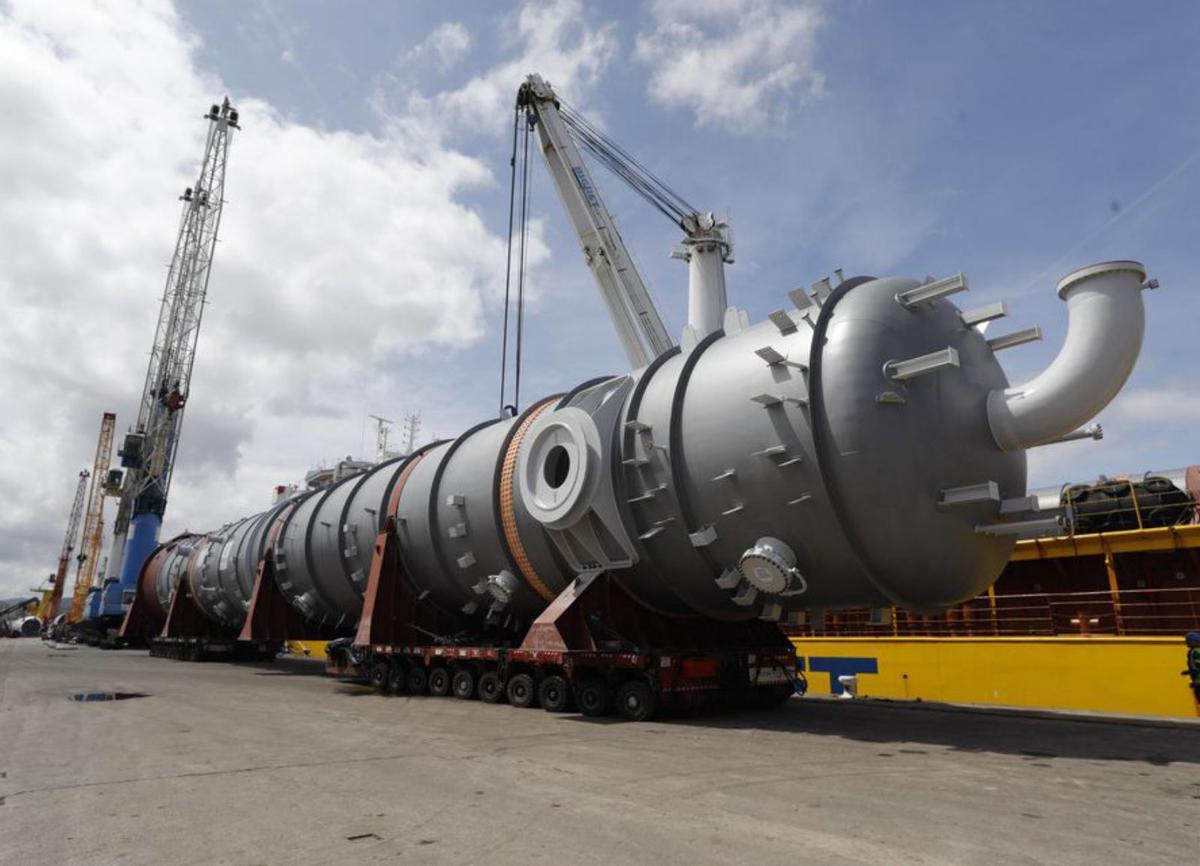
[
  {"xmin": 511, "ymin": 74, "xmax": 733, "ymax": 375},
  {"xmin": 67, "ymin": 412, "xmax": 117, "ymax": 623},
  {"xmin": 45, "ymin": 470, "xmax": 90, "ymax": 622},
  {"xmin": 97, "ymin": 99, "xmax": 239, "ymax": 625}
]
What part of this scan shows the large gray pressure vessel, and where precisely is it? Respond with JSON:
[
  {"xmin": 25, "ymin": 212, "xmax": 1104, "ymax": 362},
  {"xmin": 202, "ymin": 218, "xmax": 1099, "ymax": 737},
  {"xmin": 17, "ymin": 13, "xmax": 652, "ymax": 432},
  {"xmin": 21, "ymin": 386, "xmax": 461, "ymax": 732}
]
[{"xmin": 147, "ymin": 261, "xmax": 1152, "ymax": 630}]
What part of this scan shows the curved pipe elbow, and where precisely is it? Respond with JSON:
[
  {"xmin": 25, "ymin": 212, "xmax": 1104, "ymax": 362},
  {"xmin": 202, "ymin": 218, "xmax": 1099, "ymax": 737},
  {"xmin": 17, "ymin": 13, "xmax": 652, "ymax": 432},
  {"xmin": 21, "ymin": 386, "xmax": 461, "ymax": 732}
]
[{"xmin": 987, "ymin": 260, "xmax": 1148, "ymax": 451}]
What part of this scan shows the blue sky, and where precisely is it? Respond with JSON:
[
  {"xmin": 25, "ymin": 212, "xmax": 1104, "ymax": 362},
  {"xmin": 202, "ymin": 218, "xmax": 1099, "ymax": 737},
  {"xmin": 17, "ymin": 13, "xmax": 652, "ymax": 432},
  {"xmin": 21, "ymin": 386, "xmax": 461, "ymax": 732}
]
[
  {"xmin": 1, "ymin": 0, "xmax": 1197, "ymax": 595},
  {"xmin": 184, "ymin": 0, "xmax": 1199, "ymax": 473}
]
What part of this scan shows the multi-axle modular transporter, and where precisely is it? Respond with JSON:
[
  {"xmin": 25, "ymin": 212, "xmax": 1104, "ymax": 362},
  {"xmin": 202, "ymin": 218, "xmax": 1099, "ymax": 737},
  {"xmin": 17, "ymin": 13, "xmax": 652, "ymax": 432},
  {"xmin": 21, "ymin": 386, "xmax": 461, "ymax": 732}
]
[{"xmin": 118, "ymin": 77, "xmax": 1157, "ymax": 720}]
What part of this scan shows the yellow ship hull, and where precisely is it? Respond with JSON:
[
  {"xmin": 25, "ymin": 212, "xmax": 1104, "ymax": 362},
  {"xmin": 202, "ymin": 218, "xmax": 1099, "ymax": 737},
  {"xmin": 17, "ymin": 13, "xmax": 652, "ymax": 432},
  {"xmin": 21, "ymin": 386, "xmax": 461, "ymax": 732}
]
[{"xmin": 794, "ymin": 635, "xmax": 1199, "ymax": 719}]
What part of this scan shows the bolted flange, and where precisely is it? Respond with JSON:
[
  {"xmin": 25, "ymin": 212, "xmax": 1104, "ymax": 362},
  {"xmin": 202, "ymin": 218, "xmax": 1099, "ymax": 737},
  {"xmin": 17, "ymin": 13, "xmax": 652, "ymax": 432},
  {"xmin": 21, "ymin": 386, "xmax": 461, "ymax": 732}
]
[{"xmin": 738, "ymin": 536, "xmax": 804, "ymax": 596}]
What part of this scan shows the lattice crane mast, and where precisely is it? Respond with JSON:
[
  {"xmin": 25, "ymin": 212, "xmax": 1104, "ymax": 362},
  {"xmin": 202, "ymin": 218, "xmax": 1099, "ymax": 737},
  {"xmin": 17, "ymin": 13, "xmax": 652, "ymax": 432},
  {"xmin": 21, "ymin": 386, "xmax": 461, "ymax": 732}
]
[
  {"xmin": 46, "ymin": 470, "xmax": 89, "ymax": 622},
  {"xmin": 100, "ymin": 98, "xmax": 240, "ymax": 621},
  {"xmin": 68, "ymin": 412, "xmax": 117, "ymax": 623}
]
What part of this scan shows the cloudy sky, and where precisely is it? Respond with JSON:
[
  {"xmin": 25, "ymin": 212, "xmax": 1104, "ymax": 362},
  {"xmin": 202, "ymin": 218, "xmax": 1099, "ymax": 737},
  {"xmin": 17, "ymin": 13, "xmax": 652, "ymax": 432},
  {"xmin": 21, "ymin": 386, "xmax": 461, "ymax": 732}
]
[{"xmin": 2, "ymin": 0, "xmax": 1198, "ymax": 598}]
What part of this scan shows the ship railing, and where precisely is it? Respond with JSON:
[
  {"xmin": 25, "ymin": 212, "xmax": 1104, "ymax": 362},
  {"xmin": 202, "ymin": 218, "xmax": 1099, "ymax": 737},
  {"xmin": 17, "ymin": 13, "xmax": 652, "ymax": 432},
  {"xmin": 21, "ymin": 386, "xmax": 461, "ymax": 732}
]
[{"xmin": 786, "ymin": 586, "xmax": 1200, "ymax": 638}]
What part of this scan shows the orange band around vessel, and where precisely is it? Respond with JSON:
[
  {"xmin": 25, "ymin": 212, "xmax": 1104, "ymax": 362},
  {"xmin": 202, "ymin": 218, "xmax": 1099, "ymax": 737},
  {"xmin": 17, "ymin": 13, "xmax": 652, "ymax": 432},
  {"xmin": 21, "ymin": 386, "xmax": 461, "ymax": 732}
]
[{"xmin": 499, "ymin": 398, "xmax": 558, "ymax": 603}]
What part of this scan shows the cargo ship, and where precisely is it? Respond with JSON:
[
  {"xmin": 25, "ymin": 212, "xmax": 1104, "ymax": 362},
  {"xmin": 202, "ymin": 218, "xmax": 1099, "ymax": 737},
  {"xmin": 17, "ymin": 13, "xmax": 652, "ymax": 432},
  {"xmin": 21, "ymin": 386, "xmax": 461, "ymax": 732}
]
[{"xmin": 791, "ymin": 467, "xmax": 1200, "ymax": 717}]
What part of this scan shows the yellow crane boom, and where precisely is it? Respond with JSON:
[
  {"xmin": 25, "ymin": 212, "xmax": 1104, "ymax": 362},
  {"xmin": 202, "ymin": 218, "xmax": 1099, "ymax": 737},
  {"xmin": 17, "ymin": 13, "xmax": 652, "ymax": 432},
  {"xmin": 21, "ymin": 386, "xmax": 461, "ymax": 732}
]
[
  {"xmin": 68, "ymin": 412, "xmax": 117, "ymax": 623},
  {"xmin": 46, "ymin": 470, "xmax": 89, "ymax": 622}
]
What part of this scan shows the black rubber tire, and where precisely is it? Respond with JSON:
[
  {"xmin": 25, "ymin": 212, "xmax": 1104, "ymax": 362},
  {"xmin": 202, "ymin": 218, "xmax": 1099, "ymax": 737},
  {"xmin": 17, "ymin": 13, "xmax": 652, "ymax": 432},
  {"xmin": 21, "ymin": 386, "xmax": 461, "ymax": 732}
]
[
  {"xmin": 387, "ymin": 662, "xmax": 407, "ymax": 695},
  {"xmin": 452, "ymin": 668, "xmax": 476, "ymax": 700},
  {"xmin": 616, "ymin": 680, "xmax": 658, "ymax": 722},
  {"xmin": 428, "ymin": 666, "xmax": 452, "ymax": 697},
  {"xmin": 506, "ymin": 672, "xmax": 538, "ymax": 708},
  {"xmin": 576, "ymin": 678, "xmax": 610, "ymax": 717},
  {"xmin": 539, "ymin": 674, "xmax": 573, "ymax": 713},
  {"xmin": 406, "ymin": 665, "xmax": 429, "ymax": 695},
  {"xmin": 369, "ymin": 660, "xmax": 391, "ymax": 693},
  {"xmin": 478, "ymin": 671, "xmax": 503, "ymax": 703}
]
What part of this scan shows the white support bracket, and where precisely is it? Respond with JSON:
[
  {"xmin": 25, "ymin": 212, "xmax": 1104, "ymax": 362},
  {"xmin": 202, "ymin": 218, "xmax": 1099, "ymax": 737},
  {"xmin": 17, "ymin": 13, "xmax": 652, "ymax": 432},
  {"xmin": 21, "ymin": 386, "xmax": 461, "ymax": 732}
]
[
  {"xmin": 749, "ymin": 392, "xmax": 808, "ymax": 408},
  {"xmin": 732, "ymin": 584, "xmax": 759, "ymax": 606},
  {"xmin": 754, "ymin": 345, "xmax": 808, "ymax": 370},
  {"xmin": 810, "ymin": 277, "xmax": 832, "ymax": 303},
  {"xmin": 787, "ymin": 287, "xmax": 814, "ymax": 312},
  {"xmin": 975, "ymin": 517, "xmax": 1063, "ymax": 537},
  {"xmin": 767, "ymin": 309, "xmax": 798, "ymax": 335},
  {"xmin": 896, "ymin": 273, "xmax": 968, "ymax": 309},
  {"xmin": 939, "ymin": 481, "xmax": 1000, "ymax": 508},
  {"xmin": 987, "ymin": 326, "xmax": 1043, "ymax": 352},
  {"xmin": 715, "ymin": 569, "xmax": 742, "ymax": 590},
  {"xmin": 884, "ymin": 347, "xmax": 960, "ymax": 382},
  {"xmin": 1000, "ymin": 495, "xmax": 1040, "ymax": 515},
  {"xmin": 960, "ymin": 301, "xmax": 1007, "ymax": 328}
]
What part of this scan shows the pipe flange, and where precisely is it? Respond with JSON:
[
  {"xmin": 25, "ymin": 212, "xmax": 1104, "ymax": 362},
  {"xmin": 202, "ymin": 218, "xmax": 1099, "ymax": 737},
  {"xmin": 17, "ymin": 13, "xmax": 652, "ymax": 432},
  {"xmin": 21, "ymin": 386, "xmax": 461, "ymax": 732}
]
[
  {"xmin": 476, "ymin": 569, "xmax": 518, "ymax": 606},
  {"xmin": 1056, "ymin": 260, "xmax": 1145, "ymax": 299},
  {"xmin": 738, "ymin": 536, "xmax": 799, "ymax": 595}
]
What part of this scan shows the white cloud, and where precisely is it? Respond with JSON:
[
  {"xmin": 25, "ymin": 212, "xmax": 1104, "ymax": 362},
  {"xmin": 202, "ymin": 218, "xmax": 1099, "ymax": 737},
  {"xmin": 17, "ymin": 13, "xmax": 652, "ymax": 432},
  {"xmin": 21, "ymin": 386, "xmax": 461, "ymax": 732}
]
[
  {"xmin": 395, "ymin": 0, "xmax": 618, "ymax": 138},
  {"xmin": 403, "ymin": 21, "xmax": 472, "ymax": 72},
  {"xmin": 0, "ymin": 0, "xmax": 584, "ymax": 596},
  {"xmin": 1111, "ymin": 385, "xmax": 1200, "ymax": 424},
  {"xmin": 635, "ymin": 0, "xmax": 825, "ymax": 133},
  {"xmin": 1021, "ymin": 380, "xmax": 1200, "ymax": 488}
]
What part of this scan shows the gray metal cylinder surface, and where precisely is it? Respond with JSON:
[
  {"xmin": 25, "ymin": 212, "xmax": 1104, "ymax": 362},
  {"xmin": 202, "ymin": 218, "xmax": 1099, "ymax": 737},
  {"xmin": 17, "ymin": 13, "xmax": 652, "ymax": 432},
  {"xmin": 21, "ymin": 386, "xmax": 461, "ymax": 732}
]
[
  {"xmin": 272, "ymin": 457, "xmax": 408, "ymax": 627},
  {"xmin": 154, "ymin": 265, "xmax": 1148, "ymax": 632},
  {"xmin": 158, "ymin": 537, "xmax": 195, "ymax": 613},
  {"xmin": 135, "ymin": 534, "xmax": 196, "ymax": 621}
]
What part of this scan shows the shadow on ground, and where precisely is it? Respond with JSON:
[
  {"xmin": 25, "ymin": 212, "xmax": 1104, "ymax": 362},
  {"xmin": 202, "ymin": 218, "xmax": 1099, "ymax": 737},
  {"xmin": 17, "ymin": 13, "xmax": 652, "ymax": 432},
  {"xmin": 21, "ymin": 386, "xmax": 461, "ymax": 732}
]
[
  {"xmin": 240, "ymin": 657, "xmax": 331, "ymax": 678},
  {"xmin": 631, "ymin": 698, "xmax": 1200, "ymax": 765},
  {"xmin": 286, "ymin": 656, "xmax": 1200, "ymax": 765}
]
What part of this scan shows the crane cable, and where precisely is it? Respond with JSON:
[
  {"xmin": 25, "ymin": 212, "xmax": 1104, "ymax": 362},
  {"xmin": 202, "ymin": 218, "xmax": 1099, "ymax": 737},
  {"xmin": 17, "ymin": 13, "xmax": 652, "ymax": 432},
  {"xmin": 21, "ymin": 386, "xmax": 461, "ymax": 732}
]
[
  {"xmin": 514, "ymin": 110, "xmax": 532, "ymax": 412},
  {"xmin": 558, "ymin": 100, "xmax": 699, "ymax": 229},
  {"xmin": 498, "ymin": 109, "xmax": 534, "ymax": 415},
  {"xmin": 498, "ymin": 107, "xmax": 518, "ymax": 416}
]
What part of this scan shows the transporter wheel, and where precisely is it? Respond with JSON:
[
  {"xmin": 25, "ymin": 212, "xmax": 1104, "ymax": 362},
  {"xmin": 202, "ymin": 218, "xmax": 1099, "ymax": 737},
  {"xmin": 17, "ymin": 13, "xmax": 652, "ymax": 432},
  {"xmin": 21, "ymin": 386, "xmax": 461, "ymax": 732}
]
[
  {"xmin": 478, "ymin": 671, "xmax": 503, "ymax": 703},
  {"xmin": 616, "ymin": 681, "xmax": 658, "ymax": 722},
  {"xmin": 506, "ymin": 672, "xmax": 537, "ymax": 708},
  {"xmin": 452, "ymin": 668, "xmax": 476, "ymax": 700},
  {"xmin": 387, "ymin": 662, "xmax": 408, "ymax": 695},
  {"xmin": 369, "ymin": 660, "xmax": 392, "ymax": 693},
  {"xmin": 539, "ymin": 675, "xmax": 573, "ymax": 713},
  {"xmin": 576, "ymin": 678, "xmax": 610, "ymax": 717},
  {"xmin": 428, "ymin": 666, "xmax": 452, "ymax": 697},
  {"xmin": 406, "ymin": 665, "xmax": 429, "ymax": 695}
]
